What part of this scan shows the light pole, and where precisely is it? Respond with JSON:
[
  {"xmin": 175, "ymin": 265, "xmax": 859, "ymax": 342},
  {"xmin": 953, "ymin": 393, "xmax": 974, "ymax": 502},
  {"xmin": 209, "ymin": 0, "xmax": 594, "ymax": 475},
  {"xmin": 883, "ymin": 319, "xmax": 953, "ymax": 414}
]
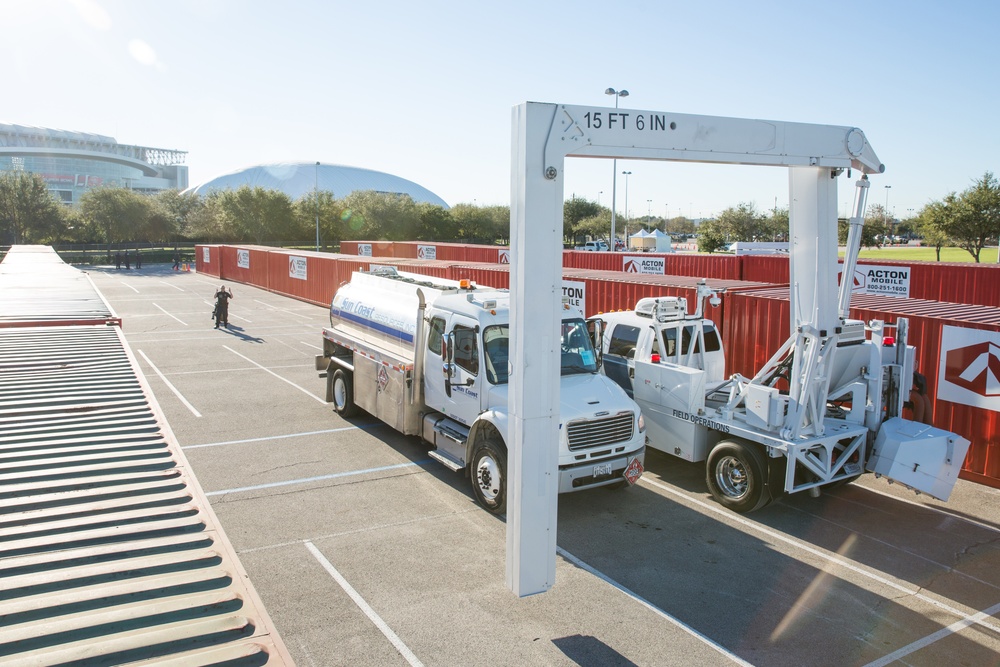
[
  {"xmin": 606, "ymin": 87, "xmax": 629, "ymax": 250},
  {"xmin": 598, "ymin": 191, "xmax": 603, "ymax": 206},
  {"xmin": 647, "ymin": 199, "xmax": 652, "ymax": 225},
  {"xmin": 884, "ymin": 185, "xmax": 892, "ymax": 243},
  {"xmin": 622, "ymin": 170, "xmax": 632, "ymax": 246},
  {"xmin": 315, "ymin": 161, "xmax": 320, "ymax": 252}
]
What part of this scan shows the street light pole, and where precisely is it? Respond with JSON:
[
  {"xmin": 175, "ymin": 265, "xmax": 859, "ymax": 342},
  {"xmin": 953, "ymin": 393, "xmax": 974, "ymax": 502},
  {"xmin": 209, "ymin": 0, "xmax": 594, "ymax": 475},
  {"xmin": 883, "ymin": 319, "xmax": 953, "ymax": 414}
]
[
  {"xmin": 647, "ymin": 199, "xmax": 652, "ymax": 224},
  {"xmin": 315, "ymin": 161, "xmax": 320, "ymax": 252},
  {"xmin": 884, "ymin": 185, "xmax": 892, "ymax": 244},
  {"xmin": 605, "ymin": 87, "xmax": 629, "ymax": 250},
  {"xmin": 622, "ymin": 170, "xmax": 632, "ymax": 245},
  {"xmin": 598, "ymin": 191, "xmax": 603, "ymax": 207}
]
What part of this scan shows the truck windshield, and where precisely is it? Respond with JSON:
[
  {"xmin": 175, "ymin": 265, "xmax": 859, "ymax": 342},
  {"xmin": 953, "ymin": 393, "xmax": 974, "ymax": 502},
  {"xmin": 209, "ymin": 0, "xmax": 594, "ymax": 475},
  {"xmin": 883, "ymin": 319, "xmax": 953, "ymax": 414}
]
[{"xmin": 482, "ymin": 318, "xmax": 598, "ymax": 385}]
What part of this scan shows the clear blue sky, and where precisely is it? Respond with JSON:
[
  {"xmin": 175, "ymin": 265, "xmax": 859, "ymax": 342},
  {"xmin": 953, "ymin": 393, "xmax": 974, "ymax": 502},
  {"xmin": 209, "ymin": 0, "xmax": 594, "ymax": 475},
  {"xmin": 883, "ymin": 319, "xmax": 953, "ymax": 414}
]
[{"xmin": 3, "ymin": 0, "xmax": 996, "ymax": 221}]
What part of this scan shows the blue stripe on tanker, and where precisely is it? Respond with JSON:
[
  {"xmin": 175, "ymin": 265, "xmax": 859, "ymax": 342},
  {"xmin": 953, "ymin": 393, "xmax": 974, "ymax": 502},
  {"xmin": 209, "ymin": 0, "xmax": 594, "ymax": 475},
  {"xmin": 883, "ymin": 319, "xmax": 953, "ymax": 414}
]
[{"xmin": 331, "ymin": 307, "xmax": 415, "ymax": 344}]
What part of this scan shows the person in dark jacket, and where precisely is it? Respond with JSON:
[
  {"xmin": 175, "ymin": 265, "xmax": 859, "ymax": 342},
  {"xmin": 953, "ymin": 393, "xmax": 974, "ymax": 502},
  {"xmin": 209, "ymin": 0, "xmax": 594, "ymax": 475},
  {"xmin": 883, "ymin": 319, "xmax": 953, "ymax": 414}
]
[{"xmin": 213, "ymin": 285, "xmax": 234, "ymax": 328}]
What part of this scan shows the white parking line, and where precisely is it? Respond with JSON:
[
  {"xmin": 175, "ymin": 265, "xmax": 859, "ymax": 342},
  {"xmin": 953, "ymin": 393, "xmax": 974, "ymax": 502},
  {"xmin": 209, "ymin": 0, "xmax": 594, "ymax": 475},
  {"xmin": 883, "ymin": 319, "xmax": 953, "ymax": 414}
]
[
  {"xmin": 154, "ymin": 303, "xmax": 187, "ymax": 326},
  {"xmin": 223, "ymin": 345, "xmax": 326, "ymax": 404},
  {"xmin": 305, "ymin": 541, "xmax": 424, "ymax": 667},
  {"xmin": 557, "ymin": 546, "xmax": 753, "ymax": 665},
  {"xmin": 204, "ymin": 460, "xmax": 428, "ymax": 496},
  {"xmin": 183, "ymin": 425, "xmax": 376, "ymax": 449},
  {"xmin": 640, "ymin": 477, "xmax": 1000, "ymax": 635},
  {"xmin": 254, "ymin": 298, "xmax": 315, "ymax": 320},
  {"xmin": 121, "ymin": 282, "xmax": 140, "ymax": 293},
  {"xmin": 301, "ymin": 341, "xmax": 322, "ymax": 351},
  {"xmin": 863, "ymin": 600, "xmax": 1000, "ymax": 667},
  {"xmin": 136, "ymin": 349, "xmax": 202, "ymax": 417},
  {"xmin": 157, "ymin": 280, "xmax": 185, "ymax": 291}
]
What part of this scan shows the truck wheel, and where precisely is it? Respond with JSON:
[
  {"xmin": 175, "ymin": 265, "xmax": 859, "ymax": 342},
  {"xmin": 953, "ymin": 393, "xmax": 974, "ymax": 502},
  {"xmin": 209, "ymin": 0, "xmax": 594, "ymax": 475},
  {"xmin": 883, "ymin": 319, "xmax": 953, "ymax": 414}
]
[
  {"xmin": 331, "ymin": 369, "xmax": 359, "ymax": 417},
  {"xmin": 706, "ymin": 440, "xmax": 771, "ymax": 513},
  {"xmin": 471, "ymin": 439, "xmax": 507, "ymax": 515}
]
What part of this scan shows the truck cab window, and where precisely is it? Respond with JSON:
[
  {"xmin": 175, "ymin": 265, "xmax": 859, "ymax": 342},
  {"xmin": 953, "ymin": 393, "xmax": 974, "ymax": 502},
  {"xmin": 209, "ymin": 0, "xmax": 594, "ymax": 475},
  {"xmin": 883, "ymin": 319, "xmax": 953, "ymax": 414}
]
[
  {"xmin": 483, "ymin": 325, "xmax": 508, "ymax": 385},
  {"xmin": 608, "ymin": 324, "xmax": 640, "ymax": 358},
  {"xmin": 703, "ymin": 324, "xmax": 721, "ymax": 352},
  {"xmin": 427, "ymin": 316, "xmax": 446, "ymax": 356},
  {"xmin": 452, "ymin": 325, "xmax": 479, "ymax": 376}
]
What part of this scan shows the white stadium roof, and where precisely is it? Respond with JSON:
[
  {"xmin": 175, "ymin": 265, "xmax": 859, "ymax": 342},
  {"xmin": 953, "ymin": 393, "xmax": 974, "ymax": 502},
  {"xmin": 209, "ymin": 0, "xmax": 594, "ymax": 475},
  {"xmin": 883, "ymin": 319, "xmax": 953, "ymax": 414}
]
[{"xmin": 185, "ymin": 162, "xmax": 449, "ymax": 208}]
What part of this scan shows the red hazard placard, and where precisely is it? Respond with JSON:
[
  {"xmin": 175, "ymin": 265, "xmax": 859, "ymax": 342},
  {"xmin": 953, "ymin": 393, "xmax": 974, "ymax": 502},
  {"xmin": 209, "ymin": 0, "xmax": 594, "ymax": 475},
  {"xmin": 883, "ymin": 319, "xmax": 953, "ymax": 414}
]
[{"xmin": 623, "ymin": 457, "xmax": 644, "ymax": 485}]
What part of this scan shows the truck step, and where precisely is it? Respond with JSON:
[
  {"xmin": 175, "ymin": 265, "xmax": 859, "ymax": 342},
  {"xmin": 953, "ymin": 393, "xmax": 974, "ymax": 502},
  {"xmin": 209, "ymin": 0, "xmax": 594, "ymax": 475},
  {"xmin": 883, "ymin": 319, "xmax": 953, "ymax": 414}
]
[
  {"xmin": 428, "ymin": 449, "xmax": 465, "ymax": 472},
  {"xmin": 432, "ymin": 418, "xmax": 469, "ymax": 444}
]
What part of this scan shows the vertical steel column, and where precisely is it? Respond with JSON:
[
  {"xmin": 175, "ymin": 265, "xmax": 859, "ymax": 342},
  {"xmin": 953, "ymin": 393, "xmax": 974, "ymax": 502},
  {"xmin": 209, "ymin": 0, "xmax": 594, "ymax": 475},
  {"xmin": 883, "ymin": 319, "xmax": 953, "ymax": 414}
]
[{"xmin": 507, "ymin": 103, "xmax": 561, "ymax": 596}]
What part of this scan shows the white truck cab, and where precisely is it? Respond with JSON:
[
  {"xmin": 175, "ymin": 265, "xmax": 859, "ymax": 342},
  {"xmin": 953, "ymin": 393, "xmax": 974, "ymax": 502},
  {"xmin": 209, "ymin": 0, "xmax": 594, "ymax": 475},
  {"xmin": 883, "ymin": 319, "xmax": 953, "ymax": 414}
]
[{"xmin": 317, "ymin": 269, "xmax": 646, "ymax": 515}]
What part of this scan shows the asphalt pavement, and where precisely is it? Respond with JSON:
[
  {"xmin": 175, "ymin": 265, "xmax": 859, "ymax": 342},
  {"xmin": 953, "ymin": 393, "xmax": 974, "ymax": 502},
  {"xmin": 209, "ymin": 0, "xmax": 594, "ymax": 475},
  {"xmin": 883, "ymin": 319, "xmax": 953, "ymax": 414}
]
[{"xmin": 88, "ymin": 263, "xmax": 1000, "ymax": 667}]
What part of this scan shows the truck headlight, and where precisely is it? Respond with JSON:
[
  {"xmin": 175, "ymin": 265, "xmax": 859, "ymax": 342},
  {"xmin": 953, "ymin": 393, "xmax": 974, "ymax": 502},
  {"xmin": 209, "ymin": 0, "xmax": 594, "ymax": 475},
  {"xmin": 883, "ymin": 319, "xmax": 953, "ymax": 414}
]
[{"xmin": 637, "ymin": 413, "xmax": 646, "ymax": 433}]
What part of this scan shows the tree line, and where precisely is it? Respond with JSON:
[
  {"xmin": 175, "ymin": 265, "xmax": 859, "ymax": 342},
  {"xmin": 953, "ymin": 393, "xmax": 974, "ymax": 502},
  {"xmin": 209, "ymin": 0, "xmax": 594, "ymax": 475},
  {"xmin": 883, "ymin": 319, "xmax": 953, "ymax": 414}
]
[
  {"xmin": 0, "ymin": 172, "xmax": 511, "ymax": 249},
  {"xmin": 2, "ymin": 170, "xmax": 997, "ymax": 259}
]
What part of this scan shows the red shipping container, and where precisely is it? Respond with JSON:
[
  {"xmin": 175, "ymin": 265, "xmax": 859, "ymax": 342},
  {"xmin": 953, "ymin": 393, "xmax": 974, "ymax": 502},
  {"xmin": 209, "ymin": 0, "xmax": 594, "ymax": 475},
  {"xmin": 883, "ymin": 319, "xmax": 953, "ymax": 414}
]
[
  {"xmin": 563, "ymin": 250, "xmax": 742, "ymax": 280},
  {"xmin": 220, "ymin": 245, "xmax": 271, "ymax": 290},
  {"xmin": 451, "ymin": 263, "xmax": 511, "ymax": 290},
  {"xmin": 265, "ymin": 249, "xmax": 345, "ymax": 307},
  {"xmin": 725, "ymin": 286, "xmax": 1000, "ymax": 488},
  {"xmin": 195, "ymin": 245, "xmax": 222, "ymax": 277},
  {"xmin": 337, "ymin": 240, "xmax": 394, "ymax": 257}
]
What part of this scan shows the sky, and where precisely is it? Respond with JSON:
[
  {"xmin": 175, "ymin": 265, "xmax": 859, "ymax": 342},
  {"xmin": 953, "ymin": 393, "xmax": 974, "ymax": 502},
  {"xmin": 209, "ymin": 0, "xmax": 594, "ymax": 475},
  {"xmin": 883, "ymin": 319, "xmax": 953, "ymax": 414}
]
[{"xmin": 2, "ymin": 0, "xmax": 997, "ymax": 221}]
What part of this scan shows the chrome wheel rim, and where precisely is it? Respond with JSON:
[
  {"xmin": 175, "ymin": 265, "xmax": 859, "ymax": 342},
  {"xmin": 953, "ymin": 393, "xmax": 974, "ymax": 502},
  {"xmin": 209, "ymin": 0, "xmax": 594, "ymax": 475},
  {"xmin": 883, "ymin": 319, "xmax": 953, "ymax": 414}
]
[{"xmin": 715, "ymin": 455, "xmax": 750, "ymax": 500}]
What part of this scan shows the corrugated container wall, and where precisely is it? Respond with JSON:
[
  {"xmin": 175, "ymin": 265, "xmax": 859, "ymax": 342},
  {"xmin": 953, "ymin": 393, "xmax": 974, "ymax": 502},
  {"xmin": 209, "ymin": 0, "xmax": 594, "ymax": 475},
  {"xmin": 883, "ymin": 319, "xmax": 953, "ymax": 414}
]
[
  {"xmin": 220, "ymin": 246, "xmax": 271, "ymax": 291},
  {"xmin": 741, "ymin": 255, "xmax": 1000, "ymax": 308},
  {"xmin": 195, "ymin": 244, "xmax": 222, "ymax": 277}
]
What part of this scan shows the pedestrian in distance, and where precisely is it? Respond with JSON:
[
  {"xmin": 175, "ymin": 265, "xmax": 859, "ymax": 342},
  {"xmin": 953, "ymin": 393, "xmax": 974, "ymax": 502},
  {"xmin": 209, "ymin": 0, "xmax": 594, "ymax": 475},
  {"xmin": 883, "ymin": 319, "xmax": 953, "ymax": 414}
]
[
  {"xmin": 124, "ymin": 252, "xmax": 131, "ymax": 270},
  {"xmin": 213, "ymin": 285, "xmax": 234, "ymax": 329},
  {"xmin": 114, "ymin": 251, "xmax": 121, "ymax": 270},
  {"xmin": 135, "ymin": 250, "xmax": 142, "ymax": 270},
  {"xmin": 172, "ymin": 251, "xmax": 181, "ymax": 271}
]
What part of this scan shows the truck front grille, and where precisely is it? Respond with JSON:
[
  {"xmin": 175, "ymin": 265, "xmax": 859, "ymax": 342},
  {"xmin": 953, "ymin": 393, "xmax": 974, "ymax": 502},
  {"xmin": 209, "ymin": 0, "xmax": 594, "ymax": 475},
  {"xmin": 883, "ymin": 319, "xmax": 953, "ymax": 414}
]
[{"xmin": 566, "ymin": 411, "xmax": 634, "ymax": 451}]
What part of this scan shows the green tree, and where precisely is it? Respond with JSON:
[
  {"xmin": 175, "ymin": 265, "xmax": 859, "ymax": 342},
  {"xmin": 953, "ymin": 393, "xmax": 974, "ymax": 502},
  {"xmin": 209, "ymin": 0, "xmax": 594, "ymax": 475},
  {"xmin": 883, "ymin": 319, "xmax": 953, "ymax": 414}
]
[
  {"xmin": 341, "ymin": 190, "xmax": 420, "ymax": 241},
  {"xmin": 0, "ymin": 171, "xmax": 66, "ymax": 244},
  {"xmin": 78, "ymin": 187, "xmax": 154, "ymax": 247},
  {"xmin": 449, "ymin": 203, "xmax": 510, "ymax": 244},
  {"xmin": 916, "ymin": 201, "xmax": 951, "ymax": 261},
  {"xmin": 295, "ymin": 190, "xmax": 346, "ymax": 249},
  {"xmin": 715, "ymin": 202, "xmax": 767, "ymax": 242},
  {"xmin": 573, "ymin": 211, "xmax": 612, "ymax": 243},
  {"xmin": 763, "ymin": 207, "xmax": 789, "ymax": 242},
  {"xmin": 414, "ymin": 202, "xmax": 457, "ymax": 241},
  {"xmin": 155, "ymin": 189, "xmax": 203, "ymax": 242},
  {"xmin": 564, "ymin": 198, "xmax": 603, "ymax": 241},
  {"xmin": 215, "ymin": 186, "xmax": 298, "ymax": 245},
  {"xmin": 947, "ymin": 171, "xmax": 1000, "ymax": 262},
  {"xmin": 696, "ymin": 218, "xmax": 727, "ymax": 253}
]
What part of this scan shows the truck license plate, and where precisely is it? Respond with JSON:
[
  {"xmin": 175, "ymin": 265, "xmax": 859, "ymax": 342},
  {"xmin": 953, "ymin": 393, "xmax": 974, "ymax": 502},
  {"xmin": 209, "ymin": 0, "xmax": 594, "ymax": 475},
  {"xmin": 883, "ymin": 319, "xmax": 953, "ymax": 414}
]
[{"xmin": 593, "ymin": 462, "xmax": 613, "ymax": 478}]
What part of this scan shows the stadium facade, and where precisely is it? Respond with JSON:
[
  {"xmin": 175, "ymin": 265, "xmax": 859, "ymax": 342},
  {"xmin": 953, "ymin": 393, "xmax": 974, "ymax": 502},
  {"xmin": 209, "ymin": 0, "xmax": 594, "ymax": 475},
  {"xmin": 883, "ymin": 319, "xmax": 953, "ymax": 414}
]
[
  {"xmin": 0, "ymin": 122, "xmax": 188, "ymax": 205},
  {"xmin": 186, "ymin": 162, "xmax": 449, "ymax": 209}
]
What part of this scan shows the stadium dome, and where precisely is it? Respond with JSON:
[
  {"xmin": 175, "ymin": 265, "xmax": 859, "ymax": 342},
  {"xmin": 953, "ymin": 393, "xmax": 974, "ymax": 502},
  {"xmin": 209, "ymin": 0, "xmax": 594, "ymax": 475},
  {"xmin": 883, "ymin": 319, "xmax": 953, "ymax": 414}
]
[{"xmin": 185, "ymin": 162, "xmax": 449, "ymax": 208}]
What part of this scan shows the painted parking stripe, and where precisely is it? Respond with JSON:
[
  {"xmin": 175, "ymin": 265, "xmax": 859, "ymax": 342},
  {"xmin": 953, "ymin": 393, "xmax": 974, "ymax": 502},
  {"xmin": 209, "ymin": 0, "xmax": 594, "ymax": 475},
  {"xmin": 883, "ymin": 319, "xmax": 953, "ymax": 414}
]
[
  {"xmin": 305, "ymin": 541, "xmax": 424, "ymax": 667},
  {"xmin": 183, "ymin": 424, "xmax": 382, "ymax": 450},
  {"xmin": 640, "ymin": 477, "xmax": 1000, "ymax": 635},
  {"xmin": 557, "ymin": 547, "xmax": 753, "ymax": 666},
  {"xmin": 223, "ymin": 345, "xmax": 326, "ymax": 404},
  {"xmin": 863, "ymin": 600, "xmax": 1000, "ymax": 667},
  {"xmin": 205, "ymin": 460, "xmax": 431, "ymax": 497},
  {"xmin": 154, "ymin": 302, "xmax": 187, "ymax": 326},
  {"xmin": 137, "ymin": 349, "xmax": 202, "ymax": 417}
]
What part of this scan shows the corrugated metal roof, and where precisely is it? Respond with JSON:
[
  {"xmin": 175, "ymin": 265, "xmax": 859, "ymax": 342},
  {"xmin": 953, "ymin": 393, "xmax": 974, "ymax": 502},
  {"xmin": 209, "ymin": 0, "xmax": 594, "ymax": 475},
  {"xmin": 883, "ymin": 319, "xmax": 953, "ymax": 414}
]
[
  {"xmin": 0, "ymin": 247, "xmax": 120, "ymax": 327},
  {"xmin": 0, "ymin": 324, "xmax": 291, "ymax": 665}
]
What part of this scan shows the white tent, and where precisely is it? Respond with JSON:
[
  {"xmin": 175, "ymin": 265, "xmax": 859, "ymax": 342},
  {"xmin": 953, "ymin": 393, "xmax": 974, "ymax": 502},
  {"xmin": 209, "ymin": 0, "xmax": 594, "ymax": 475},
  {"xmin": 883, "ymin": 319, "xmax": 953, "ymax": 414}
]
[
  {"xmin": 649, "ymin": 229, "xmax": 673, "ymax": 252},
  {"xmin": 628, "ymin": 229, "xmax": 654, "ymax": 251}
]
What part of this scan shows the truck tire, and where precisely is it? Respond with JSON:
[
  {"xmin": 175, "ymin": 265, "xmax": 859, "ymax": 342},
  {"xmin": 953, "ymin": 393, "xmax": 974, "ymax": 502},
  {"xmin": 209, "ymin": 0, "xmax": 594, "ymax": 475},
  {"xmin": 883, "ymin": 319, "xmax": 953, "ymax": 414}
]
[
  {"xmin": 471, "ymin": 438, "xmax": 507, "ymax": 515},
  {"xmin": 331, "ymin": 369, "xmax": 359, "ymax": 418},
  {"xmin": 706, "ymin": 440, "xmax": 772, "ymax": 513}
]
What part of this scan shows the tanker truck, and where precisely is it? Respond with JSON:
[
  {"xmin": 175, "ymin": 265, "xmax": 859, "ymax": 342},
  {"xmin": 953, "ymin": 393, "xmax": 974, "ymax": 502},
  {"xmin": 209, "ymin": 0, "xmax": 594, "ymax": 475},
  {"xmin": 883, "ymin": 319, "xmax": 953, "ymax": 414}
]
[{"xmin": 315, "ymin": 268, "xmax": 646, "ymax": 514}]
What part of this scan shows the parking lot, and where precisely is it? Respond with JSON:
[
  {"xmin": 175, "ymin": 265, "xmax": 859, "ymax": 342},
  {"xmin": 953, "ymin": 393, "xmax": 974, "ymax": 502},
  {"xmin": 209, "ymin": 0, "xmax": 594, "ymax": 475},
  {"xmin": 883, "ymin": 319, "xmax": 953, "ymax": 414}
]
[{"xmin": 90, "ymin": 264, "xmax": 1000, "ymax": 667}]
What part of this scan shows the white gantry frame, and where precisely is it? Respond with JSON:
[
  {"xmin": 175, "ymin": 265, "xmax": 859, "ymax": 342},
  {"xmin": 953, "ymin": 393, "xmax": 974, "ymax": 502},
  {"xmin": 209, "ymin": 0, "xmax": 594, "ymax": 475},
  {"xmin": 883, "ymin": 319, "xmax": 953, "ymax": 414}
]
[{"xmin": 508, "ymin": 101, "xmax": 883, "ymax": 597}]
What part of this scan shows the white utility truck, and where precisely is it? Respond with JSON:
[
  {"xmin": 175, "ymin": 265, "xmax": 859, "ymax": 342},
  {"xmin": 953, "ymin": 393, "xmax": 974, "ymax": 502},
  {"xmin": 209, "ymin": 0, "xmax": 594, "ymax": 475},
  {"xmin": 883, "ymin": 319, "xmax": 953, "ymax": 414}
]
[
  {"xmin": 315, "ymin": 268, "xmax": 646, "ymax": 514},
  {"xmin": 591, "ymin": 180, "xmax": 971, "ymax": 513}
]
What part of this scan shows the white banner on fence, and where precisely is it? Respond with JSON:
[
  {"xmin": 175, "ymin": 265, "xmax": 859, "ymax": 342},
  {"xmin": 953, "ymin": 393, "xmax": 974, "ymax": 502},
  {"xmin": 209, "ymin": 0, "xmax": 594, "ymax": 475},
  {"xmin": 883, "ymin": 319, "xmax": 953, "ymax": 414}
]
[
  {"xmin": 937, "ymin": 325, "xmax": 1000, "ymax": 411},
  {"xmin": 237, "ymin": 249, "xmax": 250, "ymax": 269},
  {"xmin": 358, "ymin": 244, "xmax": 372, "ymax": 257},
  {"xmin": 838, "ymin": 263, "xmax": 911, "ymax": 298},
  {"xmin": 623, "ymin": 255, "xmax": 665, "ymax": 275},
  {"xmin": 202, "ymin": 247, "xmax": 211, "ymax": 263},
  {"xmin": 417, "ymin": 245, "xmax": 437, "ymax": 260},
  {"xmin": 289, "ymin": 256, "xmax": 307, "ymax": 281},
  {"xmin": 562, "ymin": 280, "xmax": 586, "ymax": 316}
]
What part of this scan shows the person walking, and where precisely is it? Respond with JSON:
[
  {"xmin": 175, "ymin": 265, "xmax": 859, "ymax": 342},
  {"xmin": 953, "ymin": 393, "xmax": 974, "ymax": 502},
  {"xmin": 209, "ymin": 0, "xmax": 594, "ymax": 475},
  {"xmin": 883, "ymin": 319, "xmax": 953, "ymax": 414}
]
[
  {"xmin": 135, "ymin": 250, "xmax": 142, "ymax": 270},
  {"xmin": 172, "ymin": 251, "xmax": 181, "ymax": 271},
  {"xmin": 114, "ymin": 251, "xmax": 121, "ymax": 270},
  {"xmin": 213, "ymin": 285, "xmax": 234, "ymax": 329},
  {"xmin": 124, "ymin": 252, "xmax": 131, "ymax": 270}
]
